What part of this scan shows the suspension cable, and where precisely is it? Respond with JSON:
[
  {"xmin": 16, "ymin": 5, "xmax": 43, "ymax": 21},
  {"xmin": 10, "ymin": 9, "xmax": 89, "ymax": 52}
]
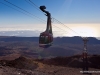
[
  {"xmin": 26, "ymin": 0, "xmax": 81, "ymax": 37},
  {"xmin": 4, "ymin": 0, "xmax": 46, "ymax": 23},
  {"xmin": 2, "ymin": 0, "xmax": 76, "ymax": 36},
  {"xmin": 25, "ymin": 0, "xmax": 73, "ymax": 35},
  {"xmin": 1, "ymin": 1, "xmax": 69, "ymax": 34},
  {"xmin": 0, "ymin": 1, "xmax": 33, "ymax": 18}
]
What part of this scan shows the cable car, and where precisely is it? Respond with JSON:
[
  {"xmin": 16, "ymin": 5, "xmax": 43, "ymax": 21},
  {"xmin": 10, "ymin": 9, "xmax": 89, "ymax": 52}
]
[{"xmin": 39, "ymin": 6, "xmax": 53, "ymax": 48}]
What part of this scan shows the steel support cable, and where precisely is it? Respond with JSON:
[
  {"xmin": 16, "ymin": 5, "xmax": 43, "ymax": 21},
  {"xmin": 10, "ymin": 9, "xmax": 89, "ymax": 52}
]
[
  {"xmin": 25, "ymin": 0, "xmax": 42, "ymax": 13},
  {"xmin": 0, "ymin": 1, "xmax": 40, "ymax": 19},
  {"xmin": 0, "ymin": 1, "xmax": 37, "ymax": 19},
  {"xmin": 27, "ymin": 0, "xmax": 81, "ymax": 37},
  {"xmin": 0, "ymin": 2, "xmax": 68, "ymax": 36},
  {"xmin": 3, "ymin": 0, "xmax": 75, "ymax": 36},
  {"xmin": 25, "ymin": 0, "xmax": 72, "ymax": 35},
  {"xmin": 4, "ymin": 0, "xmax": 46, "ymax": 23},
  {"xmin": 25, "ymin": 0, "xmax": 68, "ymax": 32},
  {"xmin": 28, "ymin": 0, "xmax": 46, "ymax": 15},
  {"xmin": 4, "ymin": 0, "xmax": 65, "ymax": 32},
  {"xmin": 53, "ymin": 18, "xmax": 82, "ymax": 36},
  {"xmin": 0, "ymin": 1, "xmax": 68, "ymax": 34}
]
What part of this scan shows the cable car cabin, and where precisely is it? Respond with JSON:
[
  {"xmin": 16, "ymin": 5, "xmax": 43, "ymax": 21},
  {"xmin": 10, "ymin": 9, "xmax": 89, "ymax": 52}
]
[
  {"xmin": 39, "ymin": 32, "xmax": 53, "ymax": 48},
  {"xmin": 39, "ymin": 6, "xmax": 53, "ymax": 48}
]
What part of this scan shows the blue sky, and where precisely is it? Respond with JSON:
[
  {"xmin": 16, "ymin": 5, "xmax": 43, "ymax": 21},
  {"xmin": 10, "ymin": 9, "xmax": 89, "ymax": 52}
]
[{"xmin": 0, "ymin": 0, "xmax": 100, "ymax": 37}]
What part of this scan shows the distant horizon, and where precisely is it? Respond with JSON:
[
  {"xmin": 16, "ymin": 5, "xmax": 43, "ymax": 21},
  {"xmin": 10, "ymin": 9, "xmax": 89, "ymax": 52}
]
[
  {"xmin": 0, "ymin": 33, "xmax": 100, "ymax": 40},
  {"xmin": 0, "ymin": 23, "xmax": 100, "ymax": 37}
]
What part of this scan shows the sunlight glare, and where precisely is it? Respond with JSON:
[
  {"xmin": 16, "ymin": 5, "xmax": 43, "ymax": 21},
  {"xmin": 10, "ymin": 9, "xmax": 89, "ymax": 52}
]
[{"xmin": 73, "ymin": 26, "xmax": 97, "ymax": 37}]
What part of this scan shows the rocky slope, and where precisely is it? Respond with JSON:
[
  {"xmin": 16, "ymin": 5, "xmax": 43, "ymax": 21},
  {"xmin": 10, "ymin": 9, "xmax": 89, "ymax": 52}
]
[{"xmin": 0, "ymin": 56, "xmax": 100, "ymax": 75}]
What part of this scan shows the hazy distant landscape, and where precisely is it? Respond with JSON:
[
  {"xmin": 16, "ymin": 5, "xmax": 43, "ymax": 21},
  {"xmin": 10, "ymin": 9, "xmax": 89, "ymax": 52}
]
[
  {"xmin": 0, "ymin": 36, "xmax": 100, "ymax": 59},
  {"xmin": 0, "ymin": 36, "xmax": 100, "ymax": 75}
]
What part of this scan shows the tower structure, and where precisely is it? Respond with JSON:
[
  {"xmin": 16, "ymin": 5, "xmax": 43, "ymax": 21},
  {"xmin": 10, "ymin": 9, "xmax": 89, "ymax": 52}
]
[{"xmin": 82, "ymin": 37, "xmax": 89, "ymax": 73}]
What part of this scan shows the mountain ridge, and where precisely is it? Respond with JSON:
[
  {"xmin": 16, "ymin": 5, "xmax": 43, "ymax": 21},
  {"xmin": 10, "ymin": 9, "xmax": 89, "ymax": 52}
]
[{"xmin": 0, "ymin": 36, "xmax": 100, "ymax": 44}]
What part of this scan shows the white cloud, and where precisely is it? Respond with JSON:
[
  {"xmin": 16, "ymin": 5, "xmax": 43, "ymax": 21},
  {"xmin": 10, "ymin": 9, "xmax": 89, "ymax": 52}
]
[{"xmin": 0, "ymin": 23, "xmax": 100, "ymax": 37}]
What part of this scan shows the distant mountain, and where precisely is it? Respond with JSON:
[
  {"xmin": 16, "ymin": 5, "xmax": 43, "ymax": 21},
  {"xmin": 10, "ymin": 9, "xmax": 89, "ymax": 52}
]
[
  {"xmin": 0, "ymin": 36, "xmax": 100, "ymax": 58},
  {"xmin": 0, "ymin": 36, "xmax": 100, "ymax": 44},
  {"xmin": 0, "ymin": 36, "xmax": 38, "ymax": 42},
  {"xmin": 54, "ymin": 37, "xmax": 100, "ymax": 44}
]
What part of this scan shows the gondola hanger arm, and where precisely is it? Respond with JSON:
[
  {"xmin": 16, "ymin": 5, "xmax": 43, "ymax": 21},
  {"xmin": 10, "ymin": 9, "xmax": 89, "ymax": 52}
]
[{"xmin": 40, "ymin": 6, "xmax": 50, "ymax": 16}]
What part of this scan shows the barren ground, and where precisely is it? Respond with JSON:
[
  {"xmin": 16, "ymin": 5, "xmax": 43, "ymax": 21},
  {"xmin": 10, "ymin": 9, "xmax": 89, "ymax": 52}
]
[{"xmin": 0, "ymin": 62, "xmax": 100, "ymax": 75}]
